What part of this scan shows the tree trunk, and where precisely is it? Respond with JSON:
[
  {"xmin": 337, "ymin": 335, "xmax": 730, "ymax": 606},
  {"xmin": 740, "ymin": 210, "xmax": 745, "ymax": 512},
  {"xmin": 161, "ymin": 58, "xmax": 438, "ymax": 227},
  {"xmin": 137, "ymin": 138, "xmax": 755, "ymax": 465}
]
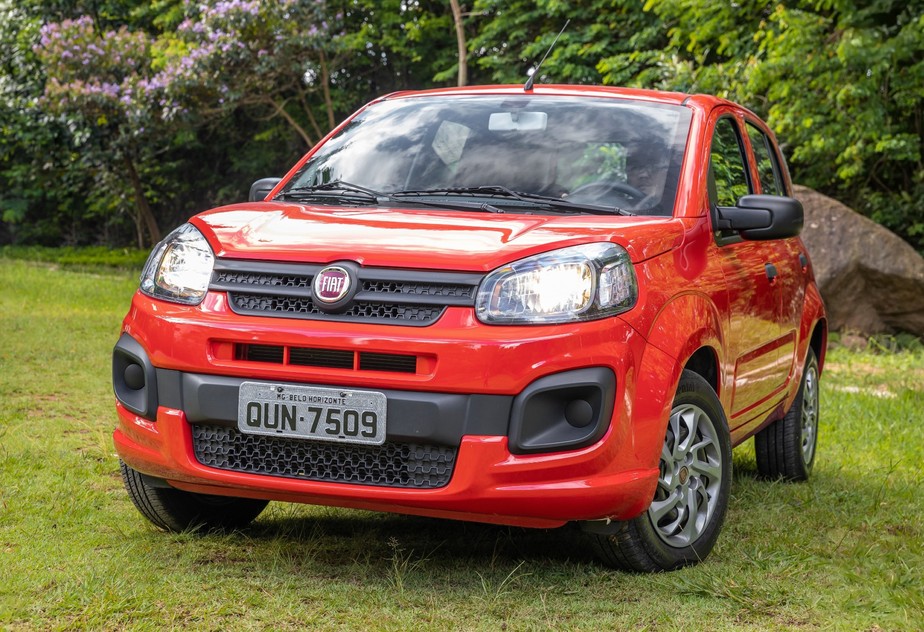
[
  {"xmin": 449, "ymin": 0, "xmax": 468, "ymax": 87},
  {"xmin": 123, "ymin": 154, "xmax": 161, "ymax": 248},
  {"xmin": 297, "ymin": 87, "xmax": 325, "ymax": 141},
  {"xmin": 319, "ymin": 49, "xmax": 336, "ymax": 130},
  {"xmin": 267, "ymin": 98, "xmax": 315, "ymax": 148}
]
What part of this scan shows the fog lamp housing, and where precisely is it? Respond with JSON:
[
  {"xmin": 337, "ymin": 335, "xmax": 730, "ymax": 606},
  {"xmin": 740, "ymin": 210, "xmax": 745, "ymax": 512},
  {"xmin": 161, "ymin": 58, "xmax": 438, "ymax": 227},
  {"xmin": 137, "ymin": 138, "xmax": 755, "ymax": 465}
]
[{"xmin": 508, "ymin": 367, "xmax": 616, "ymax": 454}]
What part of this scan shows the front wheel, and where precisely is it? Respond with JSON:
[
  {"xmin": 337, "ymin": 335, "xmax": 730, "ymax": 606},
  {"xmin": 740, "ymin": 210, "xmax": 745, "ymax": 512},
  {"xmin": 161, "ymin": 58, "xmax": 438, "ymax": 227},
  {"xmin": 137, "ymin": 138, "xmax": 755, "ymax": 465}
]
[
  {"xmin": 120, "ymin": 461, "xmax": 268, "ymax": 532},
  {"xmin": 589, "ymin": 370, "xmax": 732, "ymax": 571}
]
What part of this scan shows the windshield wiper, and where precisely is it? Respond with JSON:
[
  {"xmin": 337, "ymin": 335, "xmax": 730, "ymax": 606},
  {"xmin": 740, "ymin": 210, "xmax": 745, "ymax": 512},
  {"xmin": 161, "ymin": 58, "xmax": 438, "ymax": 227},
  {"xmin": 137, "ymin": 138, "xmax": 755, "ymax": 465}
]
[
  {"xmin": 393, "ymin": 186, "xmax": 635, "ymax": 216},
  {"xmin": 278, "ymin": 180, "xmax": 389, "ymax": 204},
  {"xmin": 278, "ymin": 180, "xmax": 505, "ymax": 213}
]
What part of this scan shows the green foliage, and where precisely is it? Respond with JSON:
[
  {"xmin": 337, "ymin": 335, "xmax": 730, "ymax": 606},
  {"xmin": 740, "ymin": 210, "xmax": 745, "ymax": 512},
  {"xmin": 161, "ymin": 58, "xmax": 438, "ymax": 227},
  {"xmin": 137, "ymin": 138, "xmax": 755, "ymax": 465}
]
[
  {"xmin": 640, "ymin": 0, "xmax": 924, "ymax": 251},
  {"xmin": 471, "ymin": 0, "xmax": 665, "ymax": 85},
  {"xmin": 754, "ymin": 3, "xmax": 924, "ymax": 250},
  {"xmin": 1, "ymin": 1, "xmax": 923, "ymax": 251},
  {"xmin": 341, "ymin": 0, "xmax": 457, "ymax": 93}
]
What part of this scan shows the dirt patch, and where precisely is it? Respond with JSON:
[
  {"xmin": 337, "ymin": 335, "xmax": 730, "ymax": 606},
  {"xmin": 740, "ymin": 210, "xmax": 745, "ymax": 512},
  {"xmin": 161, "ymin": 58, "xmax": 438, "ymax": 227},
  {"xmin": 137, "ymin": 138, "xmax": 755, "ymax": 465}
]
[{"xmin": 829, "ymin": 384, "xmax": 897, "ymax": 399}]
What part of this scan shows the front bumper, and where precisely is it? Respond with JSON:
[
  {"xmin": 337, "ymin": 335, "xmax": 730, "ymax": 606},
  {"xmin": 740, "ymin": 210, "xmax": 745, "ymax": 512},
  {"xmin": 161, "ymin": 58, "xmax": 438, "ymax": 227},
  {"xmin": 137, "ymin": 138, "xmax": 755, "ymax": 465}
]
[{"xmin": 113, "ymin": 291, "xmax": 679, "ymax": 528}]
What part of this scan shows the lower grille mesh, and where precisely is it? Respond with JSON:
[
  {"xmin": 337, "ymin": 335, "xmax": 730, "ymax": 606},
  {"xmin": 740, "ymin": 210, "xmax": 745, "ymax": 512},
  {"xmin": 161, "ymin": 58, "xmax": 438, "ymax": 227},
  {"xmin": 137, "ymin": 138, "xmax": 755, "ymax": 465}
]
[{"xmin": 191, "ymin": 425, "xmax": 457, "ymax": 489}]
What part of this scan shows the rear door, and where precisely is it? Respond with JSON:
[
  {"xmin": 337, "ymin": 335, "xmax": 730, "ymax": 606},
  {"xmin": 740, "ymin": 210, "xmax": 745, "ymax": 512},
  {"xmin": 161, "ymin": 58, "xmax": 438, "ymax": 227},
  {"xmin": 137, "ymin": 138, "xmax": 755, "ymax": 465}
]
[{"xmin": 743, "ymin": 121, "xmax": 804, "ymax": 385}]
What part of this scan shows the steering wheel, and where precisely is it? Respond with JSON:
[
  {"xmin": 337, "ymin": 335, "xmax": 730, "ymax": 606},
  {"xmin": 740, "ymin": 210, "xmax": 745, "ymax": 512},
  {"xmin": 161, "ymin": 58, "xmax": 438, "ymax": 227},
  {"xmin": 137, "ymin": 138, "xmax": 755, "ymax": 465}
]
[{"xmin": 568, "ymin": 180, "xmax": 649, "ymax": 204}]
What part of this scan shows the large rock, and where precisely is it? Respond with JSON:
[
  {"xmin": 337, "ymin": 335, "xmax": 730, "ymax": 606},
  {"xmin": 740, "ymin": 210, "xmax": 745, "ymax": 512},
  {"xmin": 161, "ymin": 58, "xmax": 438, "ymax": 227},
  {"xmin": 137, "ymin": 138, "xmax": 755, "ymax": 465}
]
[{"xmin": 794, "ymin": 184, "xmax": 924, "ymax": 336}]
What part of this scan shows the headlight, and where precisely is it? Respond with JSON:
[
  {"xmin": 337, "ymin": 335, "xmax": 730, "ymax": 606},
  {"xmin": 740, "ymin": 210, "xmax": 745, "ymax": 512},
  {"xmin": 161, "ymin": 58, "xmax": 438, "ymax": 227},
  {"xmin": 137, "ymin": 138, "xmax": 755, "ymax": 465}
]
[
  {"xmin": 476, "ymin": 243, "xmax": 637, "ymax": 324},
  {"xmin": 140, "ymin": 223, "xmax": 215, "ymax": 305}
]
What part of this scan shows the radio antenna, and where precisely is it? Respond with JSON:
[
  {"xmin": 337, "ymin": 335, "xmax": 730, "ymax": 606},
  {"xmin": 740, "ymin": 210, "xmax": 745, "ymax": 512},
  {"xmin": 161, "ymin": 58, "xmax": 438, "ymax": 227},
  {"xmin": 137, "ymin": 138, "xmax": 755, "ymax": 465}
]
[{"xmin": 524, "ymin": 19, "xmax": 570, "ymax": 92}]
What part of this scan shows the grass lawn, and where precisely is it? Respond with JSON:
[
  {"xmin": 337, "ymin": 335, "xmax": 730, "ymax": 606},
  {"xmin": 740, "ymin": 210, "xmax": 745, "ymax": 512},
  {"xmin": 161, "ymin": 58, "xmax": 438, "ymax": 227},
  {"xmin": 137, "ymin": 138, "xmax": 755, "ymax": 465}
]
[{"xmin": 1, "ymin": 257, "xmax": 922, "ymax": 630}]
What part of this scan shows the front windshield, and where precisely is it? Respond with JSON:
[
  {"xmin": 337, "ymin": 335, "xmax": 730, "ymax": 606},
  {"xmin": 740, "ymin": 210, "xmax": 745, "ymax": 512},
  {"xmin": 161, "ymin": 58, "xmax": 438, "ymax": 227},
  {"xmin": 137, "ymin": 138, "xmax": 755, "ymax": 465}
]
[{"xmin": 283, "ymin": 95, "xmax": 693, "ymax": 216}]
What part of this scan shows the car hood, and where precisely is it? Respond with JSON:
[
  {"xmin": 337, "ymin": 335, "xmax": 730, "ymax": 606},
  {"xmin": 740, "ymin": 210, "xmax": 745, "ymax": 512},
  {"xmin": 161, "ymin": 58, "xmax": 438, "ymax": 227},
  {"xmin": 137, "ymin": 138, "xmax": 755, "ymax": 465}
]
[{"xmin": 193, "ymin": 202, "xmax": 684, "ymax": 271}]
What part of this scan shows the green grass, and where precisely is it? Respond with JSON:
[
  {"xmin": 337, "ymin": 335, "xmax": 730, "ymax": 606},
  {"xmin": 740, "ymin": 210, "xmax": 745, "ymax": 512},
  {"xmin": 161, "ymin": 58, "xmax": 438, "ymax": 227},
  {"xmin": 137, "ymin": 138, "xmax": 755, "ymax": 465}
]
[
  {"xmin": 1, "ymin": 257, "xmax": 922, "ymax": 630},
  {"xmin": 0, "ymin": 245, "xmax": 149, "ymax": 273}
]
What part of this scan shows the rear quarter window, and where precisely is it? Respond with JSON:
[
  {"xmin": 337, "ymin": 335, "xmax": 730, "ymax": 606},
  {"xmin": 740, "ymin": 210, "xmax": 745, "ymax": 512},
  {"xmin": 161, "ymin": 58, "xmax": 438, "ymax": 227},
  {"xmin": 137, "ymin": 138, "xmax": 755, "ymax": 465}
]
[{"xmin": 746, "ymin": 123, "xmax": 784, "ymax": 196}]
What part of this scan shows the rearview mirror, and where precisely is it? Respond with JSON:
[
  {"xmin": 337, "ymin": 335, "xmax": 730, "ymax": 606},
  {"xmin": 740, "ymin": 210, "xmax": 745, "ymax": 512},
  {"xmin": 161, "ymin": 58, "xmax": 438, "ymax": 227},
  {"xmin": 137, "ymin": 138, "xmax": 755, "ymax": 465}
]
[
  {"xmin": 717, "ymin": 195, "xmax": 803, "ymax": 240},
  {"xmin": 249, "ymin": 177, "xmax": 282, "ymax": 202},
  {"xmin": 488, "ymin": 111, "xmax": 548, "ymax": 132}
]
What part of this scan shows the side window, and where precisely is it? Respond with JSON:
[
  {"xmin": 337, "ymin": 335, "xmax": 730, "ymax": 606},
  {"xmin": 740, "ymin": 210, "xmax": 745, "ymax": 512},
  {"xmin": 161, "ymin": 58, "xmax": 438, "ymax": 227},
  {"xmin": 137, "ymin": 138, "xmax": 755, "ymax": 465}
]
[
  {"xmin": 710, "ymin": 118, "xmax": 750, "ymax": 207},
  {"xmin": 746, "ymin": 123, "xmax": 783, "ymax": 196}
]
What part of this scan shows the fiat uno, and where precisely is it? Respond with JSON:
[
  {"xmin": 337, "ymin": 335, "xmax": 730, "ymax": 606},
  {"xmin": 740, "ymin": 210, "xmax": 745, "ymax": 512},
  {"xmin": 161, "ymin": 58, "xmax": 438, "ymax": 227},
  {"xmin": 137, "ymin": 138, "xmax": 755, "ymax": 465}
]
[{"xmin": 113, "ymin": 85, "xmax": 826, "ymax": 571}]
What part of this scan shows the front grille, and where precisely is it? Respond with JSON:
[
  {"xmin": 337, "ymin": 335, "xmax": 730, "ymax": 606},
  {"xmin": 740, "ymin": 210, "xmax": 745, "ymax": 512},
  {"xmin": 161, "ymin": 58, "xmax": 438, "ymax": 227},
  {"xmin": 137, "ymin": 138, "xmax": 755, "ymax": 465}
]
[
  {"xmin": 229, "ymin": 293, "xmax": 445, "ymax": 324},
  {"xmin": 210, "ymin": 259, "xmax": 482, "ymax": 327},
  {"xmin": 192, "ymin": 425, "xmax": 457, "ymax": 489},
  {"xmin": 235, "ymin": 343, "xmax": 419, "ymax": 374},
  {"xmin": 214, "ymin": 271, "xmax": 311, "ymax": 289},
  {"xmin": 362, "ymin": 280, "xmax": 475, "ymax": 298}
]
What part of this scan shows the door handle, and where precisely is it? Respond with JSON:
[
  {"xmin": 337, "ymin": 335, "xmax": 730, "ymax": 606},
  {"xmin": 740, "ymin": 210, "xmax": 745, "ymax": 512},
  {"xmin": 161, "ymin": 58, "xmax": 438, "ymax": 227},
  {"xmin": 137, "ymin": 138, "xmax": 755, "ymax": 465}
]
[{"xmin": 765, "ymin": 263, "xmax": 778, "ymax": 281}]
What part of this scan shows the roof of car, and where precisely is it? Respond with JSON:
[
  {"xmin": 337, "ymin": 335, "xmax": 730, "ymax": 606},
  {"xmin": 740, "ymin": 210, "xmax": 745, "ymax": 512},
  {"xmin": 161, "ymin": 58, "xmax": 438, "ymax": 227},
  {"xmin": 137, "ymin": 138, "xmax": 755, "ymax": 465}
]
[{"xmin": 381, "ymin": 84, "xmax": 731, "ymax": 110}]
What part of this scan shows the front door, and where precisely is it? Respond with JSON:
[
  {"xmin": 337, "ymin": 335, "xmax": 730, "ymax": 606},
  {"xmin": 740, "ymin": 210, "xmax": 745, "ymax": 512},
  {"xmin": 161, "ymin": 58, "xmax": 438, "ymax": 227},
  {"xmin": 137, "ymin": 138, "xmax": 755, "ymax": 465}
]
[{"xmin": 709, "ymin": 115, "xmax": 791, "ymax": 425}]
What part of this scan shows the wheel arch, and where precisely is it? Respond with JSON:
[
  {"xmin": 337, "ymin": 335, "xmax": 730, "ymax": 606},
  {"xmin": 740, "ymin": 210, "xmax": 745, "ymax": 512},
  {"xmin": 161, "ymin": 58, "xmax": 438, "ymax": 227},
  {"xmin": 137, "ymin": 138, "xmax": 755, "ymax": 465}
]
[
  {"xmin": 628, "ymin": 291, "xmax": 726, "ymax": 478},
  {"xmin": 800, "ymin": 279, "xmax": 828, "ymax": 373},
  {"xmin": 683, "ymin": 345, "xmax": 720, "ymax": 396},
  {"xmin": 642, "ymin": 290, "xmax": 726, "ymax": 399},
  {"xmin": 809, "ymin": 317, "xmax": 828, "ymax": 373}
]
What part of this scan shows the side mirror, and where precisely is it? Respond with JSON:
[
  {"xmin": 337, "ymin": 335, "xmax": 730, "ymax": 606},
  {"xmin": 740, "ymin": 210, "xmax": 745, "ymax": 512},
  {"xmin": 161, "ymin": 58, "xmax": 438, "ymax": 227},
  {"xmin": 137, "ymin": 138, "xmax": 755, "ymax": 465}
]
[
  {"xmin": 249, "ymin": 177, "xmax": 283, "ymax": 202},
  {"xmin": 716, "ymin": 194, "xmax": 803, "ymax": 240}
]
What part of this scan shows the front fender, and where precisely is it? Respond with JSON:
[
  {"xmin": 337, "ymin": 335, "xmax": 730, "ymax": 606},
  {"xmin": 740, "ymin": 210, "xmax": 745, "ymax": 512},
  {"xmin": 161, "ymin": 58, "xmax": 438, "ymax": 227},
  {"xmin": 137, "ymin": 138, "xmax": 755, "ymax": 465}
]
[
  {"xmin": 620, "ymin": 291, "xmax": 726, "ymax": 492},
  {"xmin": 645, "ymin": 291, "xmax": 726, "ymax": 399}
]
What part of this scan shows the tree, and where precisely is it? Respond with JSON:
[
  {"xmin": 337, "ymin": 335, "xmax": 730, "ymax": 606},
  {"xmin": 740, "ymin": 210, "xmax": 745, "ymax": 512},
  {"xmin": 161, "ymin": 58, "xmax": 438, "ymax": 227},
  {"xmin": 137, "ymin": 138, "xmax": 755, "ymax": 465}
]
[
  {"xmin": 637, "ymin": 0, "xmax": 924, "ymax": 251},
  {"xmin": 152, "ymin": 0, "xmax": 341, "ymax": 148},
  {"xmin": 449, "ymin": 0, "xmax": 468, "ymax": 86},
  {"xmin": 469, "ymin": 0, "xmax": 664, "ymax": 86},
  {"xmin": 3, "ymin": 1, "xmax": 922, "ymax": 251},
  {"xmin": 154, "ymin": 0, "xmax": 459, "ymax": 150},
  {"xmin": 753, "ymin": 3, "xmax": 923, "ymax": 248},
  {"xmin": 34, "ymin": 15, "xmax": 166, "ymax": 245}
]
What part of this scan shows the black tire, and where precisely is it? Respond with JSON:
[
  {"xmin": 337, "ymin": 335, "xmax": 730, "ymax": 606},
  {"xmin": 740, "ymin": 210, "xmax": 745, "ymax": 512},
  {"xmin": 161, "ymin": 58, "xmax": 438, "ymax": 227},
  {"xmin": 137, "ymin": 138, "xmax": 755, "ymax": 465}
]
[
  {"xmin": 755, "ymin": 348, "xmax": 820, "ymax": 481},
  {"xmin": 120, "ymin": 461, "xmax": 268, "ymax": 532},
  {"xmin": 589, "ymin": 370, "xmax": 733, "ymax": 571}
]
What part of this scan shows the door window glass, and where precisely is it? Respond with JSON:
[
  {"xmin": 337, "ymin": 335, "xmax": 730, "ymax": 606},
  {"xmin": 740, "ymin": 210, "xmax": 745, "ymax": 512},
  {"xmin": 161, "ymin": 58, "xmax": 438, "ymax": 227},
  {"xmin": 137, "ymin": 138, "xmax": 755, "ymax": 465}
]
[{"xmin": 710, "ymin": 118, "xmax": 750, "ymax": 207}]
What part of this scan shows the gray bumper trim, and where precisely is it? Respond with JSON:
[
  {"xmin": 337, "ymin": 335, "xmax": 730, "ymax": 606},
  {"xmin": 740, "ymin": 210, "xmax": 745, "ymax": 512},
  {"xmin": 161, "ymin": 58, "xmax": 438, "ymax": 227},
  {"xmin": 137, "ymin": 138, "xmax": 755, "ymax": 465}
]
[{"xmin": 155, "ymin": 369, "xmax": 512, "ymax": 447}]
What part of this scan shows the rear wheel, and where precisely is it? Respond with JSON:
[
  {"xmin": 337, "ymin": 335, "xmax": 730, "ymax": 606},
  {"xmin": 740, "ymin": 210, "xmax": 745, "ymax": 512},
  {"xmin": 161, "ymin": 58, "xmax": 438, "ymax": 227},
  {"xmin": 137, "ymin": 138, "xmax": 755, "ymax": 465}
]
[
  {"xmin": 589, "ymin": 370, "xmax": 732, "ymax": 571},
  {"xmin": 755, "ymin": 348, "xmax": 820, "ymax": 481},
  {"xmin": 120, "ymin": 461, "xmax": 268, "ymax": 532}
]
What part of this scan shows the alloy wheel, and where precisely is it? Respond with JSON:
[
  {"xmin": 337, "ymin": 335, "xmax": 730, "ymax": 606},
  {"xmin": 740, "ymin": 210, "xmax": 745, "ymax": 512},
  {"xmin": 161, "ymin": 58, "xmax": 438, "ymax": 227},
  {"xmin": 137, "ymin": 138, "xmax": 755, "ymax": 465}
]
[{"xmin": 648, "ymin": 403, "xmax": 724, "ymax": 548}]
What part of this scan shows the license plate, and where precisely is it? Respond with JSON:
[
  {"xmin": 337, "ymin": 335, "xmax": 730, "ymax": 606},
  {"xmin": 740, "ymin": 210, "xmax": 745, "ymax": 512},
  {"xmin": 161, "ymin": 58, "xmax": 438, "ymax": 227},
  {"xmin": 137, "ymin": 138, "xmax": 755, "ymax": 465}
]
[{"xmin": 237, "ymin": 382, "xmax": 387, "ymax": 445}]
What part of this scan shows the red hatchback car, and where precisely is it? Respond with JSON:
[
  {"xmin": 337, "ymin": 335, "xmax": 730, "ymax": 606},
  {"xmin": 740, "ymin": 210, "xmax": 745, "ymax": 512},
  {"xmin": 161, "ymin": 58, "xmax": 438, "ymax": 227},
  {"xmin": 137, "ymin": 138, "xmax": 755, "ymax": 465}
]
[{"xmin": 113, "ymin": 85, "xmax": 826, "ymax": 571}]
